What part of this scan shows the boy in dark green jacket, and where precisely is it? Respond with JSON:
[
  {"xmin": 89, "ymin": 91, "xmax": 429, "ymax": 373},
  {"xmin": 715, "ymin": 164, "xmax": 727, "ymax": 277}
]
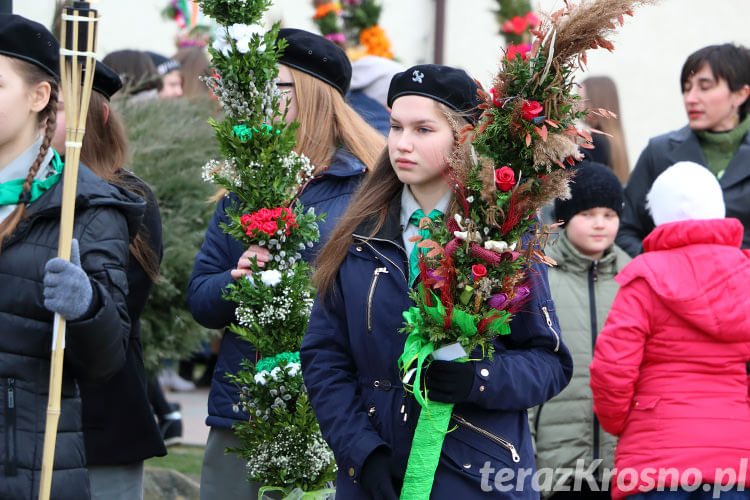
[{"xmin": 529, "ymin": 161, "xmax": 630, "ymax": 499}]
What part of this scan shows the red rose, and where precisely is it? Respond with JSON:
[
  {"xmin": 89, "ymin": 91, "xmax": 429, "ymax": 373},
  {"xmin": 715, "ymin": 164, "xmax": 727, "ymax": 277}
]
[
  {"xmin": 494, "ymin": 166, "xmax": 516, "ymax": 191},
  {"xmin": 471, "ymin": 264, "xmax": 487, "ymax": 282},
  {"xmin": 261, "ymin": 221, "xmax": 278, "ymax": 235},
  {"xmin": 521, "ymin": 100, "xmax": 543, "ymax": 121},
  {"xmin": 240, "ymin": 214, "xmax": 252, "ymax": 226},
  {"xmin": 255, "ymin": 208, "xmax": 274, "ymax": 223},
  {"xmin": 506, "ymin": 43, "xmax": 531, "ymax": 62},
  {"xmin": 525, "ymin": 12, "xmax": 539, "ymax": 28},
  {"xmin": 503, "ymin": 15, "xmax": 527, "ymax": 35}
]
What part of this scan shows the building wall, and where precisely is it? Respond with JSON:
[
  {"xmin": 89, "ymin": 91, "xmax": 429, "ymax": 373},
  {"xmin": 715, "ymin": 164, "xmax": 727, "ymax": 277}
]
[{"xmin": 17, "ymin": 0, "xmax": 750, "ymax": 172}]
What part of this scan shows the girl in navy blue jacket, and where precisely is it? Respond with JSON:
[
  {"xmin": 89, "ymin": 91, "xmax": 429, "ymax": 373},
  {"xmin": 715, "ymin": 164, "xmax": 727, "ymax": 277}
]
[
  {"xmin": 186, "ymin": 29, "xmax": 384, "ymax": 499},
  {"xmin": 301, "ymin": 64, "xmax": 573, "ymax": 499}
]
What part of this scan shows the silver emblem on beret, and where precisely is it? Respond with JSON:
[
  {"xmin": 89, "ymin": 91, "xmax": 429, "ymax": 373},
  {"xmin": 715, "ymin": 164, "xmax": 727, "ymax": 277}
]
[{"xmin": 412, "ymin": 70, "xmax": 424, "ymax": 84}]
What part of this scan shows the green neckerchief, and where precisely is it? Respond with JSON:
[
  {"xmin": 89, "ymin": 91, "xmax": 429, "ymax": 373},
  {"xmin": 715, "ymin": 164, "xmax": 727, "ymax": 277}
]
[
  {"xmin": 0, "ymin": 149, "xmax": 64, "ymax": 206},
  {"xmin": 694, "ymin": 115, "xmax": 750, "ymax": 179},
  {"xmin": 408, "ymin": 208, "xmax": 442, "ymax": 287}
]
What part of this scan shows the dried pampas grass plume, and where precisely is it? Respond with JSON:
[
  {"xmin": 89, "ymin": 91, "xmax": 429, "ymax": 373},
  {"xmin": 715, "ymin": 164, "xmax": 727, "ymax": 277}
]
[{"xmin": 540, "ymin": 0, "xmax": 660, "ymax": 69}]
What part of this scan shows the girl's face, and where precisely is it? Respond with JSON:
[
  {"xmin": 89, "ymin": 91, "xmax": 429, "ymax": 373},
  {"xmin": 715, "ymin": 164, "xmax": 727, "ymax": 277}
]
[
  {"xmin": 277, "ymin": 64, "xmax": 298, "ymax": 125},
  {"xmin": 683, "ymin": 63, "xmax": 750, "ymax": 132},
  {"xmin": 52, "ymin": 93, "xmax": 66, "ymax": 154},
  {"xmin": 565, "ymin": 207, "xmax": 619, "ymax": 261},
  {"xmin": 0, "ymin": 56, "xmax": 46, "ymax": 157},
  {"xmin": 159, "ymin": 70, "xmax": 183, "ymax": 99},
  {"xmin": 388, "ymin": 95, "xmax": 454, "ymax": 191}
]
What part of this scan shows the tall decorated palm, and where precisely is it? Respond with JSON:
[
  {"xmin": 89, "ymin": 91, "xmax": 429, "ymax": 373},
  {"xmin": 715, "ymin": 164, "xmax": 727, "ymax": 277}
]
[
  {"xmin": 398, "ymin": 1, "xmax": 657, "ymax": 498},
  {"xmin": 197, "ymin": 0, "xmax": 335, "ymax": 497}
]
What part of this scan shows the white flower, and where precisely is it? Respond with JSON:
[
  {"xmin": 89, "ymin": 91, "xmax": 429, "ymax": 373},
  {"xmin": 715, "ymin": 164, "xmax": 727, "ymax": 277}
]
[
  {"xmin": 286, "ymin": 362, "xmax": 301, "ymax": 377},
  {"xmin": 212, "ymin": 25, "xmax": 232, "ymax": 57},
  {"xmin": 259, "ymin": 269, "xmax": 282, "ymax": 287},
  {"xmin": 270, "ymin": 366, "xmax": 282, "ymax": 381},
  {"xmin": 228, "ymin": 23, "xmax": 265, "ymax": 54},
  {"xmin": 254, "ymin": 372, "xmax": 268, "ymax": 386}
]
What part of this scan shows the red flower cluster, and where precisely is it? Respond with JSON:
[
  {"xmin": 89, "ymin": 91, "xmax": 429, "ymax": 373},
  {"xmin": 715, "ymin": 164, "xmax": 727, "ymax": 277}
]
[
  {"xmin": 240, "ymin": 207, "xmax": 298, "ymax": 238},
  {"xmin": 505, "ymin": 42, "xmax": 531, "ymax": 61},
  {"xmin": 501, "ymin": 12, "xmax": 539, "ymax": 36},
  {"xmin": 494, "ymin": 166, "xmax": 516, "ymax": 191},
  {"xmin": 521, "ymin": 100, "xmax": 543, "ymax": 121}
]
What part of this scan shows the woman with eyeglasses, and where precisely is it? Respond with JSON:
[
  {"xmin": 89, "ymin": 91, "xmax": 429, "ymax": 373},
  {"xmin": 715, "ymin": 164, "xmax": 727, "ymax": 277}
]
[{"xmin": 186, "ymin": 28, "xmax": 384, "ymax": 499}]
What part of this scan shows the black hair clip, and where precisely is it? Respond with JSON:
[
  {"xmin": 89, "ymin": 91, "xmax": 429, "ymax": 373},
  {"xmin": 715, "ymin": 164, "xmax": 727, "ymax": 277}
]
[{"xmin": 18, "ymin": 191, "xmax": 32, "ymax": 205}]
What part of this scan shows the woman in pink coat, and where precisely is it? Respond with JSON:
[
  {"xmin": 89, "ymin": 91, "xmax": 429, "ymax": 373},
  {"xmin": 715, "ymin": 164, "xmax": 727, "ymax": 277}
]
[{"xmin": 590, "ymin": 161, "xmax": 750, "ymax": 500}]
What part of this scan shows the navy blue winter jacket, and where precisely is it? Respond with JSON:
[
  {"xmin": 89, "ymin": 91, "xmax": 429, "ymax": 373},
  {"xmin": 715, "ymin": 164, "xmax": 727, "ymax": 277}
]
[
  {"xmin": 187, "ymin": 148, "xmax": 366, "ymax": 428},
  {"xmin": 300, "ymin": 196, "xmax": 573, "ymax": 499}
]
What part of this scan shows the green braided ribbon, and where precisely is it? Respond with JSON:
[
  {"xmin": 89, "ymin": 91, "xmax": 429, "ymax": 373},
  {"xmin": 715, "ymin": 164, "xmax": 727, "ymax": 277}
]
[
  {"xmin": 255, "ymin": 351, "xmax": 300, "ymax": 373},
  {"xmin": 233, "ymin": 124, "xmax": 281, "ymax": 141}
]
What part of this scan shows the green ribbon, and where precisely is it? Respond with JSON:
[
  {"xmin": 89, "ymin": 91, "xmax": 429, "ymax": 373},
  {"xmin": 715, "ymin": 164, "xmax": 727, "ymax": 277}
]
[
  {"xmin": 233, "ymin": 124, "xmax": 281, "ymax": 141},
  {"xmin": 408, "ymin": 209, "xmax": 442, "ymax": 287},
  {"xmin": 397, "ymin": 286, "xmax": 511, "ymax": 499},
  {"xmin": 257, "ymin": 485, "xmax": 336, "ymax": 500},
  {"xmin": 400, "ymin": 402, "xmax": 454, "ymax": 500},
  {"xmin": 0, "ymin": 149, "xmax": 64, "ymax": 206},
  {"xmin": 255, "ymin": 351, "xmax": 300, "ymax": 373}
]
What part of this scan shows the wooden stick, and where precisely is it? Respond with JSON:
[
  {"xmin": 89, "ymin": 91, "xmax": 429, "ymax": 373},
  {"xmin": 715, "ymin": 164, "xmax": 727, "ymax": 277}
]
[{"xmin": 38, "ymin": 4, "xmax": 98, "ymax": 499}]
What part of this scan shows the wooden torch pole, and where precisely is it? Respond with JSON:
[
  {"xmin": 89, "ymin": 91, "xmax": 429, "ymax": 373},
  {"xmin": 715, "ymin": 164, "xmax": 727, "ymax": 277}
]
[{"xmin": 38, "ymin": 3, "xmax": 98, "ymax": 499}]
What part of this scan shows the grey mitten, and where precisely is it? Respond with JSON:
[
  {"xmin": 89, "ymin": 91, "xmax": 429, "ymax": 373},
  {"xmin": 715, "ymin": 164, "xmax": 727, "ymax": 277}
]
[{"xmin": 43, "ymin": 239, "xmax": 93, "ymax": 321}]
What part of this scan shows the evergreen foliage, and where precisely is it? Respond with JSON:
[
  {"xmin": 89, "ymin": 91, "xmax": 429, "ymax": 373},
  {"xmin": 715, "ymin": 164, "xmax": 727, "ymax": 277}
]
[{"xmin": 117, "ymin": 97, "xmax": 220, "ymax": 374}]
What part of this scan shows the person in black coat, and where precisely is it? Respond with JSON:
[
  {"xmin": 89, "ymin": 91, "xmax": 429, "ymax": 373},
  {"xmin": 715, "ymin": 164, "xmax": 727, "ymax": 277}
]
[
  {"xmin": 0, "ymin": 15, "xmax": 144, "ymax": 500},
  {"xmin": 617, "ymin": 43, "xmax": 750, "ymax": 256},
  {"xmin": 51, "ymin": 61, "xmax": 167, "ymax": 499}
]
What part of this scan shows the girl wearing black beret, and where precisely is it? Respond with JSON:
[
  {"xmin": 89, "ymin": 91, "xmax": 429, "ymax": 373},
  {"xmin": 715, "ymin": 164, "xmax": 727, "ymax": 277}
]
[
  {"xmin": 51, "ymin": 62, "xmax": 167, "ymax": 499},
  {"xmin": 0, "ymin": 14, "xmax": 145, "ymax": 500},
  {"xmin": 186, "ymin": 28, "xmax": 385, "ymax": 498},
  {"xmin": 301, "ymin": 64, "xmax": 571, "ymax": 499}
]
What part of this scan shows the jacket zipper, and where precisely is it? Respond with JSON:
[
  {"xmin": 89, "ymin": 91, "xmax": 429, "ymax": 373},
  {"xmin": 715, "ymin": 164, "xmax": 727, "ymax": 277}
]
[
  {"xmin": 452, "ymin": 414, "xmax": 520, "ymax": 463},
  {"xmin": 588, "ymin": 261, "xmax": 600, "ymax": 462},
  {"xmin": 358, "ymin": 238, "xmax": 408, "ymax": 285},
  {"xmin": 367, "ymin": 267, "xmax": 389, "ymax": 332},
  {"xmin": 540, "ymin": 306, "xmax": 561, "ymax": 352},
  {"xmin": 6, "ymin": 378, "xmax": 17, "ymax": 476}
]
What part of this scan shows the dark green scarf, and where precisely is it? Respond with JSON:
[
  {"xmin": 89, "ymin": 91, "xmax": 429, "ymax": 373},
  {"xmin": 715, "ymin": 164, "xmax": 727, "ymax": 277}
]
[
  {"xmin": 0, "ymin": 150, "xmax": 64, "ymax": 206},
  {"xmin": 694, "ymin": 115, "xmax": 750, "ymax": 179}
]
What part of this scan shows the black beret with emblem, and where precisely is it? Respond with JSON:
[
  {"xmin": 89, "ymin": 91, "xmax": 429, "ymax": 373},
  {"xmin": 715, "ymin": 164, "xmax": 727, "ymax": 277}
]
[
  {"xmin": 0, "ymin": 14, "xmax": 60, "ymax": 78},
  {"xmin": 276, "ymin": 28, "xmax": 352, "ymax": 96},
  {"xmin": 92, "ymin": 61, "xmax": 123, "ymax": 100},
  {"xmin": 387, "ymin": 64, "xmax": 482, "ymax": 124}
]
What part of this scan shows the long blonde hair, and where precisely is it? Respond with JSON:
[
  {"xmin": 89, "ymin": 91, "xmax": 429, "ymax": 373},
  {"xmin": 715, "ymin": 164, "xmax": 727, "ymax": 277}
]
[
  {"xmin": 582, "ymin": 76, "xmax": 630, "ymax": 184},
  {"xmin": 288, "ymin": 66, "xmax": 384, "ymax": 174}
]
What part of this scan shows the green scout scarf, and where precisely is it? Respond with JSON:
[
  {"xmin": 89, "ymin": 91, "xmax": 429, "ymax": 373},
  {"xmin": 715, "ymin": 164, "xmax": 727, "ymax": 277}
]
[{"xmin": 0, "ymin": 149, "xmax": 64, "ymax": 207}]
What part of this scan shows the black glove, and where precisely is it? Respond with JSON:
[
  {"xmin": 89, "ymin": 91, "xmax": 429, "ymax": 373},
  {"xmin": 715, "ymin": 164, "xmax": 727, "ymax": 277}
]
[
  {"xmin": 360, "ymin": 447, "xmax": 398, "ymax": 500},
  {"xmin": 424, "ymin": 360, "xmax": 475, "ymax": 404}
]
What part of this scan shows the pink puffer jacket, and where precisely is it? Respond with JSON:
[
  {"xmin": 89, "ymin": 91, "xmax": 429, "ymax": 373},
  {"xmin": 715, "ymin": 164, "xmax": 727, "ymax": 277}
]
[{"xmin": 590, "ymin": 218, "xmax": 750, "ymax": 499}]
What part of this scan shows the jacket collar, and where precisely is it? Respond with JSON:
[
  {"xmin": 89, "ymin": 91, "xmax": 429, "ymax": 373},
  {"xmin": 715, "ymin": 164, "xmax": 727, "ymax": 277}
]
[
  {"xmin": 547, "ymin": 230, "xmax": 626, "ymax": 276},
  {"xmin": 352, "ymin": 191, "xmax": 404, "ymax": 250},
  {"xmin": 643, "ymin": 217, "xmax": 743, "ymax": 252},
  {"xmin": 18, "ymin": 164, "xmax": 145, "ymax": 241},
  {"xmin": 317, "ymin": 148, "xmax": 366, "ymax": 179},
  {"xmin": 667, "ymin": 125, "xmax": 750, "ymax": 189}
]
